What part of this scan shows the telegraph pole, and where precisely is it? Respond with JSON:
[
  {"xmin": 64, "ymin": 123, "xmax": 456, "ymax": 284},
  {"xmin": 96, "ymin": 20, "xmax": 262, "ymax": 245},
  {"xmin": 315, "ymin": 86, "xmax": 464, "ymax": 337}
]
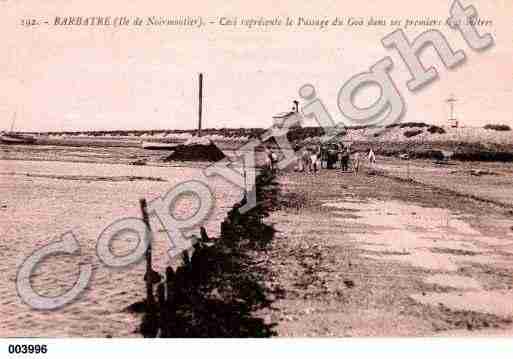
[{"xmin": 198, "ymin": 73, "xmax": 203, "ymax": 137}]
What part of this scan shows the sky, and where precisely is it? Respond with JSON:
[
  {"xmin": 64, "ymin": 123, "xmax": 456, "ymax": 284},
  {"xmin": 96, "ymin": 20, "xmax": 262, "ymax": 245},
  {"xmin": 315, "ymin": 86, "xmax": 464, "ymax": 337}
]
[{"xmin": 1, "ymin": 0, "xmax": 512, "ymax": 131}]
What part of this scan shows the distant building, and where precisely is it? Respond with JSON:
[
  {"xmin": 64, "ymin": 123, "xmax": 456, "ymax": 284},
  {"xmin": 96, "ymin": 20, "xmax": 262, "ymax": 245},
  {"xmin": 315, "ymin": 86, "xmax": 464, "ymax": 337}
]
[{"xmin": 272, "ymin": 100, "xmax": 302, "ymax": 129}]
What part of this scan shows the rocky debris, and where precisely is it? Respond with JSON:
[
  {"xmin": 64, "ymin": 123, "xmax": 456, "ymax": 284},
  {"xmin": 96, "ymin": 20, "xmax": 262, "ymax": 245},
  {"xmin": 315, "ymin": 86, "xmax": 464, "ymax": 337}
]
[
  {"xmin": 343, "ymin": 280, "xmax": 355, "ymax": 288},
  {"xmin": 129, "ymin": 159, "xmax": 147, "ymax": 166},
  {"xmin": 469, "ymin": 169, "xmax": 499, "ymax": 176},
  {"xmin": 162, "ymin": 142, "xmax": 225, "ymax": 162}
]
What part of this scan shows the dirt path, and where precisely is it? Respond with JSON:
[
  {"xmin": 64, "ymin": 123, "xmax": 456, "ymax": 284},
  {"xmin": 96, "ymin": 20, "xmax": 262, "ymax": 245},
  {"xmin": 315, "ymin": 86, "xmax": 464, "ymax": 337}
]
[{"xmin": 258, "ymin": 167, "xmax": 513, "ymax": 336}]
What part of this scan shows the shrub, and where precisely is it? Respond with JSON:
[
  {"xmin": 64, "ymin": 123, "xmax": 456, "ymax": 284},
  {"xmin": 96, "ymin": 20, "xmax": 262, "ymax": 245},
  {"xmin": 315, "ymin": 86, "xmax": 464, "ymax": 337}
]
[
  {"xmin": 484, "ymin": 124, "xmax": 511, "ymax": 131},
  {"xmin": 399, "ymin": 122, "xmax": 430, "ymax": 129},
  {"xmin": 403, "ymin": 129, "xmax": 423, "ymax": 138},
  {"xmin": 427, "ymin": 125, "xmax": 446, "ymax": 134}
]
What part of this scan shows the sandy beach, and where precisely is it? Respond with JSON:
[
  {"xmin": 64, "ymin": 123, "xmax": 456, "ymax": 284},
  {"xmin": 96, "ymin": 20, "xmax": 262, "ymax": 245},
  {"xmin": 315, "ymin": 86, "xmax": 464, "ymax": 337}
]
[{"xmin": 0, "ymin": 144, "xmax": 244, "ymax": 337}]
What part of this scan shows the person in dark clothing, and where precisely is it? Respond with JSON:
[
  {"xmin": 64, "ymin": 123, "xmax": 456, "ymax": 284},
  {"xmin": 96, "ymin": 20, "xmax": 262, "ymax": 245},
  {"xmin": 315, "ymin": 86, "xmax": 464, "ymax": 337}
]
[
  {"xmin": 340, "ymin": 146, "xmax": 349, "ymax": 171},
  {"xmin": 327, "ymin": 147, "xmax": 337, "ymax": 169},
  {"xmin": 342, "ymin": 152, "xmax": 348, "ymax": 171}
]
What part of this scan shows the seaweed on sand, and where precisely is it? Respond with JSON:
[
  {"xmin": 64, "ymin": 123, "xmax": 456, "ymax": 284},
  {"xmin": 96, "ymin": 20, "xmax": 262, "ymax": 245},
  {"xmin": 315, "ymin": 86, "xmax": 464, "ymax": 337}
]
[{"xmin": 163, "ymin": 142, "xmax": 225, "ymax": 162}]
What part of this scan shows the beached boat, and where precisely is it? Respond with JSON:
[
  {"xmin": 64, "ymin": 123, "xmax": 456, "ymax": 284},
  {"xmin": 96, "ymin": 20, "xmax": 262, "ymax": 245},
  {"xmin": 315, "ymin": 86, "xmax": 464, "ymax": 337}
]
[
  {"xmin": 0, "ymin": 132, "xmax": 36, "ymax": 144},
  {"xmin": 1, "ymin": 112, "xmax": 36, "ymax": 144}
]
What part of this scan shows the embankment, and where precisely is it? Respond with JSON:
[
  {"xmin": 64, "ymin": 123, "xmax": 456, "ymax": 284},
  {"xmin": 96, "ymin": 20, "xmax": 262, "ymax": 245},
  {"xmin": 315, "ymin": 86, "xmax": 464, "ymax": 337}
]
[{"xmin": 128, "ymin": 168, "xmax": 280, "ymax": 337}]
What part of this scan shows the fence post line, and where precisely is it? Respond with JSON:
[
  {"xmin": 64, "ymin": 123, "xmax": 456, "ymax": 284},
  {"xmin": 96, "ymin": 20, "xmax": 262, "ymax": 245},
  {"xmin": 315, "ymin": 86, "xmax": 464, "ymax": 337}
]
[{"xmin": 139, "ymin": 198, "xmax": 155, "ymax": 307}]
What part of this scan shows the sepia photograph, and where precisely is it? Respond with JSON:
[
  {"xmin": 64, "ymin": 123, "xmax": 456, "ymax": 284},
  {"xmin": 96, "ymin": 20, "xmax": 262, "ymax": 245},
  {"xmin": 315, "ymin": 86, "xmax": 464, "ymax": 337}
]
[{"xmin": 1, "ymin": 0, "xmax": 513, "ymax": 355}]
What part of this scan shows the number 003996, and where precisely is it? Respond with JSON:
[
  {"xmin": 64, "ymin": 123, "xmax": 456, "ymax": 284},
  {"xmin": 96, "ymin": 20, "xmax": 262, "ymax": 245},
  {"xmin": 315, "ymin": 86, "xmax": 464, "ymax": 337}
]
[{"xmin": 8, "ymin": 344, "xmax": 48, "ymax": 354}]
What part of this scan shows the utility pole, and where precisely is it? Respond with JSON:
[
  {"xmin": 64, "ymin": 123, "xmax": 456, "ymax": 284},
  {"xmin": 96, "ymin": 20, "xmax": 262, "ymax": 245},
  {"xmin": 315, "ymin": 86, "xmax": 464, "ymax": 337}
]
[{"xmin": 198, "ymin": 73, "xmax": 203, "ymax": 137}]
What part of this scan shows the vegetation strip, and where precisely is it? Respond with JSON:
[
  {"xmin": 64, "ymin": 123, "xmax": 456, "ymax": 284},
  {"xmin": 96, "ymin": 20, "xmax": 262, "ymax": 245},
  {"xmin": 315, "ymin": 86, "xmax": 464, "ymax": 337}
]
[{"xmin": 128, "ymin": 168, "xmax": 280, "ymax": 337}]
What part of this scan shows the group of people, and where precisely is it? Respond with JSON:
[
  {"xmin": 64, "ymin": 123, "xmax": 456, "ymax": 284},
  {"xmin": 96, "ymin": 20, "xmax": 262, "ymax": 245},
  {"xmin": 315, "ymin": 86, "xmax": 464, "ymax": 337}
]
[
  {"xmin": 320, "ymin": 143, "xmax": 376, "ymax": 173},
  {"xmin": 297, "ymin": 146, "xmax": 321, "ymax": 173},
  {"xmin": 265, "ymin": 143, "xmax": 376, "ymax": 174}
]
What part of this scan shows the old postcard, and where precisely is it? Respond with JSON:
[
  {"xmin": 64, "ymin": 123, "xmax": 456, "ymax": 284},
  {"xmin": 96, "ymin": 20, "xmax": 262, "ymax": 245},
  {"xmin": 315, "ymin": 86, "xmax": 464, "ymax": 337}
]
[{"xmin": 1, "ymin": 0, "xmax": 513, "ymax": 348}]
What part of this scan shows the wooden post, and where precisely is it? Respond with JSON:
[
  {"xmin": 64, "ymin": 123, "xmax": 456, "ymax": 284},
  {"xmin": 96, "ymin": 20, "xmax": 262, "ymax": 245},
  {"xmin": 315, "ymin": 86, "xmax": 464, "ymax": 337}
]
[
  {"xmin": 164, "ymin": 266, "xmax": 176, "ymax": 337},
  {"xmin": 165, "ymin": 266, "xmax": 175, "ymax": 305},
  {"xmin": 198, "ymin": 73, "xmax": 203, "ymax": 137},
  {"xmin": 157, "ymin": 282, "xmax": 166, "ymax": 337},
  {"xmin": 139, "ymin": 198, "xmax": 154, "ymax": 306}
]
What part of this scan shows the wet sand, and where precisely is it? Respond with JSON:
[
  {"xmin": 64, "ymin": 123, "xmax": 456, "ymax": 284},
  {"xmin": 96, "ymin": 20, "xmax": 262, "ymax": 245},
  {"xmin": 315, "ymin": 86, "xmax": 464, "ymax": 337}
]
[{"xmin": 259, "ymin": 161, "xmax": 513, "ymax": 336}]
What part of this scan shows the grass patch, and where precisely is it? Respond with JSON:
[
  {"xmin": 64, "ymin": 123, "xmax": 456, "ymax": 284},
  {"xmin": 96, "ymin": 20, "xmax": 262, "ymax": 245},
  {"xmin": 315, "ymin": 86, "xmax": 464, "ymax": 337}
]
[{"xmin": 484, "ymin": 124, "xmax": 511, "ymax": 131}]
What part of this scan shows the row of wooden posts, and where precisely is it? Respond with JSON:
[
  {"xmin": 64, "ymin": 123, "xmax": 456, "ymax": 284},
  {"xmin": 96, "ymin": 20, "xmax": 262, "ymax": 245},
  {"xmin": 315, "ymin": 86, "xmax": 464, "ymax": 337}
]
[
  {"xmin": 136, "ymin": 168, "xmax": 276, "ymax": 337},
  {"xmin": 138, "ymin": 198, "xmax": 177, "ymax": 337},
  {"xmin": 139, "ymin": 199, "xmax": 155, "ymax": 307},
  {"xmin": 138, "ymin": 197, "xmax": 213, "ymax": 337}
]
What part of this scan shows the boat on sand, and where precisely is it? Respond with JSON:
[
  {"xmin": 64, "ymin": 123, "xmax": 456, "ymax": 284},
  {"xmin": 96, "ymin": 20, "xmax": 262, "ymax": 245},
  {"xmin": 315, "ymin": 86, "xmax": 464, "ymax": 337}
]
[
  {"xmin": 1, "ymin": 112, "xmax": 36, "ymax": 145},
  {"xmin": 0, "ymin": 132, "xmax": 36, "ymax": 144}
]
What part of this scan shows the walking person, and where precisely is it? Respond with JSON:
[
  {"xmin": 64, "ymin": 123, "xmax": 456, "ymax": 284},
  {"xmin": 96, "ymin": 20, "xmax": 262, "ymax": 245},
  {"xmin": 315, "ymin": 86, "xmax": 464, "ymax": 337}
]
[
  {"xmin": 337, "ymin": 145, "xmax": 343, "ymax": 170},
  {"xmin": 341, "ymin": 146, "xmax": 350, "ymax": 171},
  {"xmin": 294, "ymin": 144, "xmax": 302, "ymax": 172},
  {"xmin": 305, "ymin": 148, "xmax": 312, "ymax": 173},
  {"xmin": 265, "ymin": 147, "xmax": 278, "ymax": 172},
  {"xmin": 267, "ymin": 149, "xmax": 274, "ymax": 171},
  {"xmin": 270, "ymin": 150, "xmax": 279, "ymax": 172},
  {"xmin": 264, "ymin": 148, "xmax": 273, "ymax": 170},
  {"xmin": 310, "ymin": 146, "xmax": 320, "ymax": 173},
  {"xmin": 353, "ymin": 151, "xmax": 360, "ymax": 175},
  {"xmin": 300, "ymin": 148, "xmax": 311, "ymax": 173},
  {"xmin": 346, "ymin": 147, "xmax": 351, "ymax": 171}
]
